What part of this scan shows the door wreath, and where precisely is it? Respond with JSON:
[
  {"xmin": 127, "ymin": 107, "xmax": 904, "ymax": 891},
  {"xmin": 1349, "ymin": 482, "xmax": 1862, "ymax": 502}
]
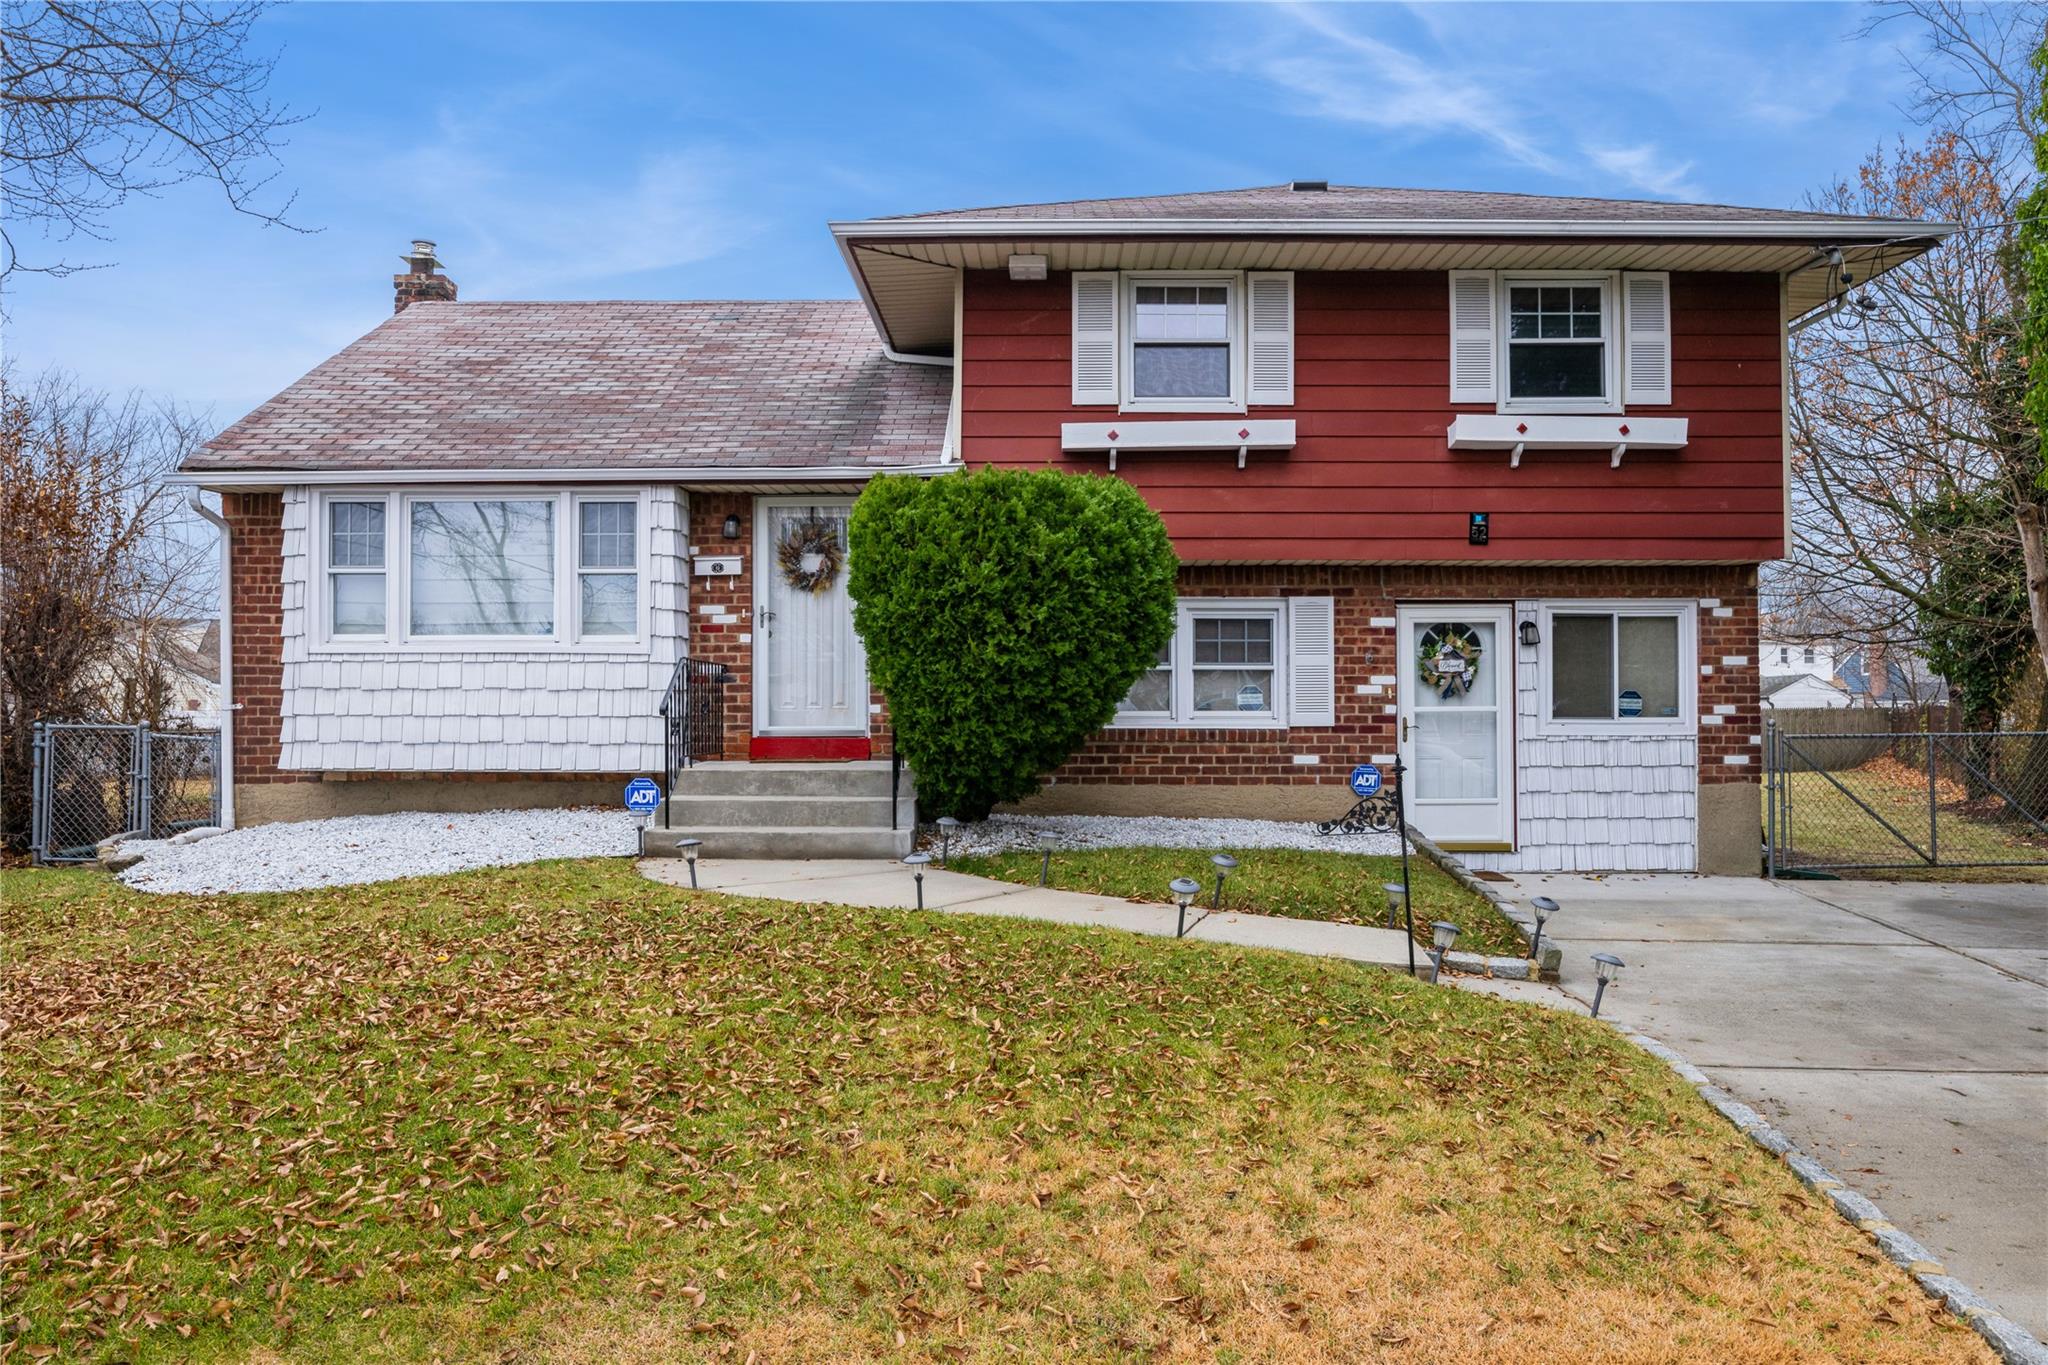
[
  {"xmin": 1417, "ymin": 623, "xmax": 1484, "ymax": 700},
  {"xmin": 776, "ymin": 518, "xmax": 844, "ymax": 593}
]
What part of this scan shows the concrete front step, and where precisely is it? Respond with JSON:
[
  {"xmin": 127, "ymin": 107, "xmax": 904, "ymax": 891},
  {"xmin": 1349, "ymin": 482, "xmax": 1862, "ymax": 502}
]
[
  {"xmin": 661, "ymin": 793, "xmax": 915, "ymax": 830},
  {"xmin": 643, "ymin": 823, "xmax": 913, "ymax": 860},
  {"xmin": 672, "ymin": 759, "xmax": 905, "ymax": 799}
]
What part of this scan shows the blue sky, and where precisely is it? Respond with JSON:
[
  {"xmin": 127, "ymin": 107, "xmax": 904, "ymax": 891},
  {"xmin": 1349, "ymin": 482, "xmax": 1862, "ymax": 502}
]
[{"xmin": 11, "ymin": 2, "xmax": 1930, "ymax": 428}]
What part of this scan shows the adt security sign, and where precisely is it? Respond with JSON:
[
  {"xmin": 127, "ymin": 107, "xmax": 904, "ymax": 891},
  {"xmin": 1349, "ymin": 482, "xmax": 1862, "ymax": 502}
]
[
  {"xmin": 624, "ymin": 777, "xmax": 662, "ymax": 814},
  {"xmin": 1349, "ymin": 764, "xmax": 1382, "ymax": 798}
]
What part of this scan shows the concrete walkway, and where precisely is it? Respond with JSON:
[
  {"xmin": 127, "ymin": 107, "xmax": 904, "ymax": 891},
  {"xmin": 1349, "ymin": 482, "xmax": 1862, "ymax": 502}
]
[
  {"xmin": 1500, "ymin": 871, "xmax": 2048, "ymax": 1341},
  {"xmin": 637, "ymin": 856, "xmax": 1416, "ymax": 968}
]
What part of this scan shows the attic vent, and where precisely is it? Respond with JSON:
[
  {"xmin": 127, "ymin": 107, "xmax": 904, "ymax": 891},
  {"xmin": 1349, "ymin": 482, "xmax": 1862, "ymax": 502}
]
[{"xmin": 1290, "ymin": 180, "xmax": 1328, "ymax": 192}]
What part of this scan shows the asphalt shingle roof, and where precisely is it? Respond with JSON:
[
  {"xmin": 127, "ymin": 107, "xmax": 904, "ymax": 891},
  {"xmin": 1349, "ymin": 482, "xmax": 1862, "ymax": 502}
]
[
  {"xmin": 186, "ymin": 300, "xmax": 950, "ymax": 474},
  {"xmin": 870, "ymin": 182, "xmax": 1897, "ymax": 227}
]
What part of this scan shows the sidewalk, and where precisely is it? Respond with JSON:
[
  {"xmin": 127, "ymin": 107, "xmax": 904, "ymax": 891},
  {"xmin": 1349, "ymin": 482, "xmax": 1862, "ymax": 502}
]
[{"xmin": 637, "ymin": 856, "xmax": 1415, "ymax": 968}]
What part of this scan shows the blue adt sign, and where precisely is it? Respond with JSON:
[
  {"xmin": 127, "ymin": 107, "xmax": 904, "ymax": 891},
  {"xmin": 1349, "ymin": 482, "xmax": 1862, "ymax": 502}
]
[
  {"xmin": 1349, "ymin": 764, "xmax": 1383, "ymax": 798},
  {"xmin": 623, "ymin": 777, "xmax": 662, "ymax": 814}
]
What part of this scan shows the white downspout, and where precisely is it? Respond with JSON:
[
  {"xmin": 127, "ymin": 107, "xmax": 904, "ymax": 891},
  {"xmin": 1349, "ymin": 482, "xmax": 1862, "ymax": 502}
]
[{"xmin": 186, "ymin": 487, "xmax": 236, "ymax": 829}]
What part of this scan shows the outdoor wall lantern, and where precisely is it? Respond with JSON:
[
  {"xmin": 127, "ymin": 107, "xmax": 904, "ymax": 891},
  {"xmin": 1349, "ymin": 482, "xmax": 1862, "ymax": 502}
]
[
  {"xmin": 1519, "ymin": 619, "xmax": 1541, "ymax": 648},
  {"xmin": 1426, "ymin": 921, "xmax": 1461, "ymax": 984},
  {"xmin": 1036, "ymin": 831, "xmax": 1059, "ymax": 886},
  {"xmin": 1528, "ymin": 895, "xmax": 1559, "ymax": 960},
  {"xmin": 1209, "ymin": 853, "xmax": 1238, "ymax": 908},
  {"xmin": 722, "ymin": 514, "xmax": 742, "ymax": 540},
  {"xmin": 1170, "ymin": 876, "xmax": 1203, "ymax": 938},
  {"xmin": 936, "ymin": 816, "xmax": 960, "ymax": 865},
  {"xmin": 676, "ymin": 837, "xmax": 702, "ymax": 889},
  {"xmin": 904, "ymin": 851, "xmax": 933, "ymax": 910},
  {"xmin": 1589, "ymin": 952, "xmax": 1626, "ymax": 1019},
  {"xmin": 1383, "ymin": 881, "xmax": 1408, "ymax": 931}
]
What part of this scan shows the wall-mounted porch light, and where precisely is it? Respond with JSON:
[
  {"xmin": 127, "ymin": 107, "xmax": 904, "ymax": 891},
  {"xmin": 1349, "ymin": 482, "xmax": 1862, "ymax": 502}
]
[
  {"xmin": 1519, "ymin": 619, "xmax": 1541, "ymax": 648},
  {"xmin": 1170, "ymin": 876, "xmax": 1203, "ymax": 938},
  {"xmin": 722, "ymin": 514, "xmax": 742, "ymax": 540},
  {"xmin": 1008, "ymin": 253, "xmax": 1048, "ymax": 281},
  {"xmin": 1589, "ymin": 952, "xmax": 1626, "ymax": 1018}
]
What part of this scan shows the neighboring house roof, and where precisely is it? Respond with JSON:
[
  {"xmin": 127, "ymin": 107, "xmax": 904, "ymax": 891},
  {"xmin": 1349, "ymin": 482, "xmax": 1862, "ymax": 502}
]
[
  {"xmin": 866, "ymin": 182, "xmax": 1911, "ymax": 227},
  {"xmin": 184, "ymin": 301, "xmax": 952, "ymax": 477},
  {"xmin": 1760, "ymin": 674, "xmax": 1807, "ymax": 700}
]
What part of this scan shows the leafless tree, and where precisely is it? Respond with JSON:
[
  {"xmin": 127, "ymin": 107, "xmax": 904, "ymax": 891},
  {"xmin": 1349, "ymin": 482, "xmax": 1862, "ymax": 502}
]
[
  {"xmin": 1785, "ymin": 1, "xmax": 2048, "ymax": 713},
  {"xmin": 0, "ymin": 0, "xmax": 308, "ymax": 281},
  {"xmin": 0, "ymin": 367, "xmax": 212, "ymax": 848}
]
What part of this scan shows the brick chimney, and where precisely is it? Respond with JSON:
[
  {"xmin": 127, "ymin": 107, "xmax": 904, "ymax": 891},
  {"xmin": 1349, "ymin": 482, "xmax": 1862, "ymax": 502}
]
[{"xmin": 394, "ymin": 239, "xmax": 457, "ymax": 312}]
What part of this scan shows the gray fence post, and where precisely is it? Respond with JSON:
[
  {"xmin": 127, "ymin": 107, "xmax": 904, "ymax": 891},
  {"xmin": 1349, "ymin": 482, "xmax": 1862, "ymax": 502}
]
[
  {"xmin": 133, "ymin": 722, "xmax": 152, "ymax": 839},
  {"xmin": 1764, "ymin": 718, "xmax": 1776, "ymax": 878},
  {"xmin": 29, "ymin": 722, "xmax": 46, "ymax": 863},
  {"xmin": 1925, "ymin": 729, "xmax": 1939, "ymax": 867}
]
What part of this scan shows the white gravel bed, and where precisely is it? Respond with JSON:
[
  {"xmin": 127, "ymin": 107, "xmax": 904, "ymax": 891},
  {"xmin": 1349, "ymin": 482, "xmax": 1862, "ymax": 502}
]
[
  {"xmin": 930, "ymin": 813, "xmax": 1403, "ymax": 858},
  {"xmin": 116, "ymin": 807, "xmax": 640, "ymax": 894}
]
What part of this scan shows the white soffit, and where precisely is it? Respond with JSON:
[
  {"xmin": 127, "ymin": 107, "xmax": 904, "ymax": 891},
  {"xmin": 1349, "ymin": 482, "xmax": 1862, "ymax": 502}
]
[{"xmin": 844, "ymin": 237, "xmax": 1928, "ymax": 357}]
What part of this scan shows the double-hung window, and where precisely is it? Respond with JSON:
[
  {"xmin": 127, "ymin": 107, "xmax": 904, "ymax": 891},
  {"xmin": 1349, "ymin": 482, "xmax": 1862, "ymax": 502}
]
[
  {"xmin": 1503, "ymin": 275, "xmax": 1616, "ymax": 409},
  {"xmin": 318, "ymin": 489, "xmax": 645, "ymax": 648},
  {"xmin": 1114, "ymin": 600, "xmax": 1301, "ymax": 727},
  {"xmin": 1541, "ymin": 602, "xmax": 1692, "ymax": 730},
  {"xmin": 1129, "ymin": 278, "xmax": 1235, "ymax": 405}
]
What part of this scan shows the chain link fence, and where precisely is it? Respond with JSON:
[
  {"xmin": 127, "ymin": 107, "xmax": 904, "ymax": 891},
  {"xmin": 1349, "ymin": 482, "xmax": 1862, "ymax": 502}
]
[
  {"xmin": 29, "ymin": 722, "xmax": 222, "ymax": 864},
  {"xmin": 1766, "ymin": 723, "xmax": 2048, "ymax": 874}
]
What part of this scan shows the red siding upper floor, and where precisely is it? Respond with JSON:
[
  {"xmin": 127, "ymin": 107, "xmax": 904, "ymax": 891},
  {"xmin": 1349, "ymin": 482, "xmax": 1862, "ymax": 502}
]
[{"xmin": 958, "ymin": 269, "xmax": 1785, "ymax": 565}]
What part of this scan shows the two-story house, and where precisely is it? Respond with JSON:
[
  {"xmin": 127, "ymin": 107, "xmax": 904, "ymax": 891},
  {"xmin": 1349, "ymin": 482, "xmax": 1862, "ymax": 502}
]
[{"xmin": 177, "ymin": 185, "xmax": 1949, "ymax": 874}]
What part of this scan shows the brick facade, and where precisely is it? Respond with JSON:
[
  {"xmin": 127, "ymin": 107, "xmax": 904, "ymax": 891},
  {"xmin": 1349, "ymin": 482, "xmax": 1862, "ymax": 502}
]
[{"xmin": 222, "ymin": 491, "xmax": 302, "ymax": 790}]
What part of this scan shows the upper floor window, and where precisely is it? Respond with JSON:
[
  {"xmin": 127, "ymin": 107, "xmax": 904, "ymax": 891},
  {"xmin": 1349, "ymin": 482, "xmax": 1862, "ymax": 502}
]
[
  {"xmin": 1447, "ymin": 269, "xmax": 1669, "ymax": 411},
  {"xmin": 1072, "ymin": 270, "xmax": 1293, "ymax": 411},
  {"xmin": 1502, "ymin": 274, "xmax": 1616, "ymax": 411},
  {"xmin": 1131, "ymin": 282, "xmax": 1233, "ymax": 401}
]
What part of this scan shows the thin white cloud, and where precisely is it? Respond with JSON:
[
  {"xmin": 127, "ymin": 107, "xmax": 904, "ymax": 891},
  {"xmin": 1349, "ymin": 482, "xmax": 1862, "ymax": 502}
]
[
  {"xmin": 1583, "ymin": 143, "xmax": 1705, "ymax": 201},
  {"xmin": 1236, "ymin": 5, "xmax": 1562, "ymax": 175}
]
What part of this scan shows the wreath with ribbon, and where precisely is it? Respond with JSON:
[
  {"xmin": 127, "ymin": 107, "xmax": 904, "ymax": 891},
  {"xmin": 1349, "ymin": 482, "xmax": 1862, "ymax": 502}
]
[
  {"xmin": 1417, "ymin": 623, "xmax": 1484, "ymax": 700},
  {"xmin": 776, "ymin": 518, "xmax": 844, "ymax": 594}
]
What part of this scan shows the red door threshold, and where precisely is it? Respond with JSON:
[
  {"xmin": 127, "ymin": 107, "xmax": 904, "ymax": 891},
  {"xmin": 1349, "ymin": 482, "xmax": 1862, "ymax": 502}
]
[{"xmin": 749, "ymin": 735, "xmax": 873, "ymax": 761}]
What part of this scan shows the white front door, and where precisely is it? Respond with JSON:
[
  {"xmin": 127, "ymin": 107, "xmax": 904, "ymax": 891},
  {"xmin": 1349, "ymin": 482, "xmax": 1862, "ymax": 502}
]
[
  {"xmin": 753, "ymin": 498, "xmax": 868, "ymax": 735},
  {"xmin": 1396, "ymin": 605, "xmax": 1514, "ymax": 849}
]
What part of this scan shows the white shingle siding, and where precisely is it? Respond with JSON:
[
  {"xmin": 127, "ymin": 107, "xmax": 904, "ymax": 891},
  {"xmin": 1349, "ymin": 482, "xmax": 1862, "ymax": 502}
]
[
  {"xmin": 276, "ymin": 485, "xmax": 687, "ymax": 773},
  {"xmin": 1461, "ymin": 600, "xmax": 1698, "ymax": 874}
]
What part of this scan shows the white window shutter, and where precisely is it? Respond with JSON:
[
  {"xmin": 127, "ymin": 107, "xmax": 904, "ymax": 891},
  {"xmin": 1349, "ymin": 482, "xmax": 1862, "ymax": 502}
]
[
  {"xmin": 1287, "ymin": 596, "xmax": 1337, "ymax": 727},
  {"xmin": 1071, "ymin": 272, "xmax": 1120, "ymax": 405},
  {"xmin": 1622, "ymin": 271, "xmax": 1673, "ymax": 406},
  {"xmin": 1246, "ymin": 272, "xmax": 1294, "ymax": 406},
  {"xmin": 1448, "ymin": 270, "xmax": 1498, "ymax": 404}
]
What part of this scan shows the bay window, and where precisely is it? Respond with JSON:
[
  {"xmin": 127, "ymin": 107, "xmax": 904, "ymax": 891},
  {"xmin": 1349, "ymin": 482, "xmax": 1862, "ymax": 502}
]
[
  {"xmin": 1541, "ymin": 602, "xmax": 1691, "ymax": 729},
  {"xmin": 317, "ymin": 489, "xmax": 646, "ymax": 648}
]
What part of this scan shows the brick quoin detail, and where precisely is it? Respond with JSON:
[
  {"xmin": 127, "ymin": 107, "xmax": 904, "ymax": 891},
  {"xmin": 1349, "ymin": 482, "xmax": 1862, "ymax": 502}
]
[
  {"xmin": 1042, "ymin": 564, "xmax": 1759, "ymax": 790},
  {"xmin": 222, "ymin": 491, "xmax": 303, "ymax": 789}
]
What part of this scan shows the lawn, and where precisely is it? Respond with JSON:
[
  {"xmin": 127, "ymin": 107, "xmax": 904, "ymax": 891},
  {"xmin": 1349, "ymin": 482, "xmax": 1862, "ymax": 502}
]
[
  {"xmin": 2, "ymin": 861, "xmax": 1988, "ymax": 1363},
  {"xmin": 948, "ymin": 845, "xmax": 1531, "ymax": 958},
  {"xmin": 1779, "ymin": 756, "xmax": 2048, "ymax": 882}
]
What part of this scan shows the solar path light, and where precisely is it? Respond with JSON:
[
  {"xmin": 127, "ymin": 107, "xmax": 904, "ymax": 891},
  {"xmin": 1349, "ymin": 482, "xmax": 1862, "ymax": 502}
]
[
  {"xmin": 1528, "ymin": 896, "xmax": 1559, "ymax": 960},
  {"xmin": 903, "ymin": 852, "xmax": 933, "ymax": 910},
  {"xmin": 1170, "ymin": 877, "xmax": 1203, "ymax": 939},
  {"xmin": 1589, "ymin": 953, "xmax": 1625, "ymax": 1019},
  {"xmin": 1037, "ymin": 831, "xmax": 1059, "ymax": 886},
  {"xmin": 676, "ymin": 837, "xmax": 702, "ymax": 889},
  {"xmin": 1426, "ymin": 921, "xmax": 1461, "ymax": 984},
  {"xmin": 936, "ymin": 816, "xmax": 960, "ymax": 865},
  {"xmin": 1209, "ymin": 853, "xmax": 1238, "ymax": 908},
  {"xmin": 1383, "ymin": 881, "xmax": 1408, "ymax": 932}
]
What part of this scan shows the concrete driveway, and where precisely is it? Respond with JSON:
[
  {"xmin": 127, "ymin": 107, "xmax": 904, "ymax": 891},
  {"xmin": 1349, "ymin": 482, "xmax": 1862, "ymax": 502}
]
[{"xmin": 1501, "ymin": 872, "xmax": 2048, "ymax": 1339}]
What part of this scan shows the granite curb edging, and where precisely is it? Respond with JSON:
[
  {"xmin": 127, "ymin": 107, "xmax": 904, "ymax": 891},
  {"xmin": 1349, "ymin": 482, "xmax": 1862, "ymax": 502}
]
[
  {"xmin": 1621, "ymin": 1028, "xmax": 2048, "ymax": 1365},
  {"xmin": 1404, "ymin": 825, "xmax": 1563, "ymax": 980}
]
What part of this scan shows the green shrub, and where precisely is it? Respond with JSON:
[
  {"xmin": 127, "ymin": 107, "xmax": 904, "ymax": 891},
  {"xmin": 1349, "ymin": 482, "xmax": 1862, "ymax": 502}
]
[{"xmin": 848, "ymin": 466, "xmax": 1178, "ymax": 820}]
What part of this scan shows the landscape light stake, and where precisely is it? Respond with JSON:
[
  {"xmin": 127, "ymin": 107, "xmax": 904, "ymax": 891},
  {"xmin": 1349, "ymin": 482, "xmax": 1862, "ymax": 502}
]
[
  {"xmin": 1169, "ymin": 877, "xmax": 1203, "ymax": 939},
  {"xmin": 936, "ymin": 816, "xmax": 959, "ymax": 865},
  {"xmin": 1426, "ymin": 921, "xmax": 1461, "ymax": 984},
  {"xmin": 1589, "ymin": 953, "xmax": 1625, "ymax": 1019},
  {"xmin": 1037, "ymin": 832, "xmax": 1058, "ymax": 886},
  {"xmin": 1528, "ymin": 896, "xmax": 1558, "ymax": 960},
  {"xmin": 904, "ymin": 852, "xmax": 933, "ymax": 910},
  {"xmin": 1382, "ymin": 881, "xmax": 1407, "ymax": 932},
  {"xmin": 677, "ymin": 838, "xmax": 702, "ymax": 889},
  {"xmin": 1209, "ymin": 854, "xmax": 1238, "ymax": 908},
  {"xmin": 1395, "ymin": 758, "xmax": 1416, "ymax": 978}
]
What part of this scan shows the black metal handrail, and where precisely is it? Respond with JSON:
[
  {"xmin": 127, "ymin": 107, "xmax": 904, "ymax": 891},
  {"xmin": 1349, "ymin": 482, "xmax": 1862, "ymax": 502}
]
[{"xmin": 658, "ymin": 656, "xmax": 731, "ymax": 829}]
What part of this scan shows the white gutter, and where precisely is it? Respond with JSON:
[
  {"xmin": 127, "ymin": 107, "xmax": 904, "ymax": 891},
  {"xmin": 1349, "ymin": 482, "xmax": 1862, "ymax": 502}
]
[
  {"xmin": 184, "ymin": 487, "xmax": 236, "ymax": 830},
  {"xmin": 172, "ymin": 461, "xmax": 959, "ymax": 489},
  {"xmin": 831, "ymin": 214, "xmax": 1957, "ymax": 242}
]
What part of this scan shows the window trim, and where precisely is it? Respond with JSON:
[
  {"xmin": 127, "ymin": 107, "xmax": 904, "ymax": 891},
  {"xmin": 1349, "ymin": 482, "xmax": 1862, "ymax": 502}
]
[
  {"xmin": 1110, "ymin": 597, "xmax": 1289, "ymax": 730},
  {"xmin": 1121, "ymin": 270, "xmax": 1246, "ymax": 415},
  {"xmin": 1497, "ymin": 270, "xmax": 1622, "ymax": 416},
  {"xmin": 1534, "ymin": 598, "xmax": 1696, "ymax": 735},
  {"xmin": 310, "ymin": 486, "xmax": 652, "ymax": 653}
]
